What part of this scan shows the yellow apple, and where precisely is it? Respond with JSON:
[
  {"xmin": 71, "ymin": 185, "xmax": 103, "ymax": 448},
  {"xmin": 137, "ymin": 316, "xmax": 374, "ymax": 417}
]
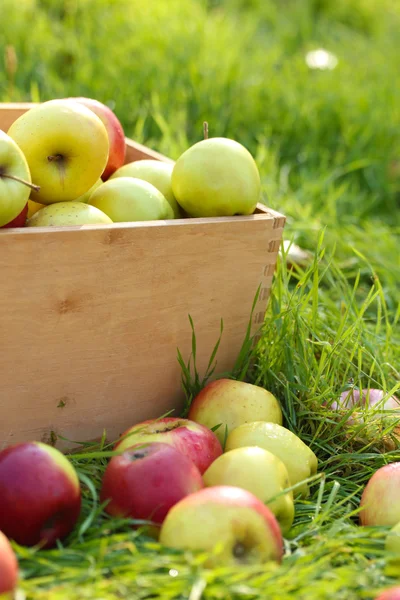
[
  {"xmin": 27, "ymin": 201, "xmax": 112, "ymax": 227},
  {"xmin": 171, "ymin": 137, "xmax": 261, "ymax": 217},
  {"xmin": 7, "ymin": 99, "xmax": 109, "ymax": 205},
  {"xmin": 27, "ymin": 200, "xmax": 45, "ymax": 219},
  {"xmin": 203, "ymin": 446, "xmax": 294, "ymax": 535},
  {"xmin": 188, "ymin": 379, "xmax": 282, "ymax": 445},
  {"xmin": 0, "ymin": 130, "xmax": 33, "ymax": 227},
  {"xmin": 110, "ymin": 160, "xmax": 181, "ymax": 218},
  {"xmin": 89, "ymin": 177, "xmax": 174, "ymax": 222},
  {"xmin": 74, "ymin": 178, "xmax": 103, "ymax": 203},
  {"xmin": 159, "ymin": 485, "xmax": 284, "ymax": 567},
  {"xmin": 225, "ymin": 422, "xmax": 318, "ymax": 498}
]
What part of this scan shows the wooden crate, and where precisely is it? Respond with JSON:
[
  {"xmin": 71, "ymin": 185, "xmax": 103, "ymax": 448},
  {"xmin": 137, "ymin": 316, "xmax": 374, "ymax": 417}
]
[{"xmin": 0, "ymin": 103, "xmax": 286, "ymax": 451}]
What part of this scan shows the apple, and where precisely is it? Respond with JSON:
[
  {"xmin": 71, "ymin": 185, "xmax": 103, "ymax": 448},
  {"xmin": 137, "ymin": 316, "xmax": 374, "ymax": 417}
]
[
  {"xmin": 110, "ymin": 160, "xmax": 181, "ymax": 218},
  {"xmin": 0, "ymin": 129, "xmax": 37, "ymax": 227},
  {"xmin": 359, "ymin": 462, "xmax": 400, "ymax": 527},
  {"xmin": 0, "ymin": 441, "xmax": 81, "ymax": 548},
  {"xmin": 159, "ymin": 485, "xmax": 284, "ymax": 567},
  {"xmin": 331, "ymin": 388, "xmax": 400, "ymax": 424},
  {"xmin": 203, "ymin": 446, "xmax": 294, "ymax": 535},
  {"xmin": 0, "ymin": 531, "xmax": 18, "ymax": 598},
  {"xmin": 171, "ymin": 136, "xmax": 261, "ymax": 217},
  {"xmin": 225, "ymin": 422, "xmax": 318, "ymax": 498},
  {"xmin": 7, "ymin": 99, "xmax": 109, "ymax": 205},
  {"xmin": 27, "ymin": 199, "xmax": 45, "ymax": 219},
  {"xmin": 114, "ymin": 417, "xmax": 223, "ymax": 474},
  {"xmin": 1, "ymin": 202, "xmax": 28, "ymax": 228},
  {"xmin": 188, "ymin": 379, "xmax": 282, "ymax": 445},
  {"xmin": 66, "ymin": 96, "xmax": 126, "ymax": 180},
  {"xmin": 89, "ymin": 177, "xmax": 174, "ymax": 222},
  {"xmin": 74, "ymin": 178, "xmax": 103, "ymax": 203},
  {"xmin": 27, "ymin": 201, "xmax": 113, "ymax": 227},
  {"xmin": 374, "ymin": 588, "xmax": 400, "ymax": 600},
  {"xmin": 100, "ymin": 442, "xmax": 204, "ymax": 535}
]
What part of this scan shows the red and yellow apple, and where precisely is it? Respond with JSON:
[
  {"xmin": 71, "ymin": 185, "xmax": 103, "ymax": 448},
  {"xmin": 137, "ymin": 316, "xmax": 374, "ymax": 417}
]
[
  {"xmin": 0, "ymin": 531, "xmax": 18, "ymax": 598},
  {"xmin": 225, "ymin": 421, "xmax": 318, "ymax": 498},
  {"xmin": 66, "ymin": 96, "xmax": 126, "ymax": 180},
  {"xmin": 0, "ymin": 441, "xmax": 81, "ymax": 548},
  {"xmin": 114, "ymin": 417, "xmax": 222, "ymax": 474},
  {"xmin": 374, "ymin": 588, "xmax": 400, "ymax": 600},
  {"xmin": 1, "ymin": 202, "xmax": 28, "ymax": 228},
  {"xmin": 0, "ymin": 130, "xmax": 33, "ymax": 227},
  {"xmin": 360, "ymin": 462, "xmax": 400, "ymax": 527},
  {"xmin": 7, "ymin": 99, "xmax": 109, "ymax": 205},
  {"xmin": 203, "ymin": 446, "xmax": 294, "ymax": 535},
  {"xmin": 159, "ymin": 485, "xmax": 284, "ymax": 567},
  {"xmin": 100, "ymin": 442, "xmax": 203, "ymax": 534},
  {"xmin": 188, "ymin": 379, "xmax": 282, "ymax": 445}
]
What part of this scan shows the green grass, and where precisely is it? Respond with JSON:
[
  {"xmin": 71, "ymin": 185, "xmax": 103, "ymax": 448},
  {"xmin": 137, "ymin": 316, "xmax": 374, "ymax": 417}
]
[{"xmin": 1, "ymin": 0, "xmax": 400, "ymax": 597}]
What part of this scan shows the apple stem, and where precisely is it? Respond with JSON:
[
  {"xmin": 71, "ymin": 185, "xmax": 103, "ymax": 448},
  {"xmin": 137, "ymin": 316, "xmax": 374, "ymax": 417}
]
[
  {"xmin": 47, "ymin": 154, "xmax": 63, "ymax": 163},
  {"xmin": 203, "ymin": 121, "xmax": 209, "ymax": 140},
  {"xmin": 0, "ymin": 173, "xmax": 40, "ymax": 192}
]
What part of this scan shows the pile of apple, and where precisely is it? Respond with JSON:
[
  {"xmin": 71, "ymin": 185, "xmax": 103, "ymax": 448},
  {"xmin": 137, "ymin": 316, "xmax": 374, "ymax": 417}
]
[
  {"xmin": 0, "ymin": 98, "xmax": 262, "ymax": 230},
  {"xmin": 2, "ymin": 378, "xmax": 399, "ymax": 598}
]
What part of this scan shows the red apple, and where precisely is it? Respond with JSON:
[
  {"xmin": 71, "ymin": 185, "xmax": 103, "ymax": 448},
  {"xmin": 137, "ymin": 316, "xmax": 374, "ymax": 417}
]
[
  {"xmin": 360, "ymin": 462, "xmax": 400, "ymax": 527},
  {"xmin": 159, "ymin": 485, "xmax": 284, "ymax": 567},
  {"xmin": 188, "ymin": 379, "xmax": 282, "ymax": 445},
  {"xmin": 1, "ymin": 202, "xmax": 28, "ymax": 228},
  {"xmin": 331, "ymin": 388, "xmax": 400, "ymax": 424},
  {"xmin": 114, "ymin": 417, "xmax": 222, "ymax": 475},
  {"xmin": 0, "ymin": 442, "xmax": 81, "ymax": 548},
  {"xmin": 67, "ymin": 97, "xmax": 126, "ymax": 180},
  {"xmin": 374, "ymin": 588, "xmax": 400, "ymax": 600},
  {"xmin": 100, "ymin": 442, "xmax": 204, "ymax": 532},
  {"xmin": 0, "ymin": 531, "xmax": 18, "ymax": 597}
]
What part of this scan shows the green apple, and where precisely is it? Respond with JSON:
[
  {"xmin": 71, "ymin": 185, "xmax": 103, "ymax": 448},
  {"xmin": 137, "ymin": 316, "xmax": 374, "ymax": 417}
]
[
  {"xmin": 188, "ymin": 379, "xmax": 282, "ymax": 445},
  {"xmin": 7, "ymin": 99, "xmax": 109, "ymax": 205},
  {"xmin": 110, "ymin": 160, "xmax": 181, "ymax": 218},
  {"xmin": 159, "ymin": 485, "xmax": 284, "ymax": 567},
  {"xmin": 0, "ymin": 129, "xmax": 38, "ymax": 227},
  {"xmin": 225, "ymin": 422, "xmax": 318, "ymax": 498},
  {"xmin": 89, "ymin": 177, "xmax": 173, "ymax": 222},
  {"xmin": 74, "ymin": 178, "xmax": 103, "ymax": 203},
  {"xmin": 171, "ymin": 137, "xmax": 261, "ymax": 217},
  {"xmin": 27, "ymin": 201, "xmax": 112, "ymax": 227},
  {"xmin": 203, "ymin": 446, "xmax": 294, "ymax": 535}
]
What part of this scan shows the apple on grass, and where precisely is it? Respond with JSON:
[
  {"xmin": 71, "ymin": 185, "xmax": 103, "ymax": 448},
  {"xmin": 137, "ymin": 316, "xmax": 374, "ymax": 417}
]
[
  {"xmin": 7, "ymin": 99, "xmax": 109, "ymax": 205},
  {"xmin": 203, "ymin": 446, "xmax": 294, "ymax": 535},
  {"xmin": 0, "ymin": 129, "xmax": 38, "ymax": 227},
  {"xmin": 27, "ymin": 201, "xmax": 113, "ymax": 227},
  {"xmin": 0, "ymin": 531, "xmax": 18, "ymax": 598},
  {"xmin": 66, "ymin": 96, "xmax": 126, "ymax": 180},
  {"xmin": 171, "ymin": 135, "xmax": 261, "ymax": 217},
  {"xmin": 188, "ymin": 378, "xmax": 282, "ymax": 445},
  {"xmin": 359, "ymin": 462, "xmax": 400, "ymax": 527},
  {"xmin": 374, "ymin": 588, "xmax": 400, "ymax": 600},
  {"xmin": 100, "ymin": 442, "xmax": 204, "ymax": 536},
  {"xmin": 0, "ymin": 442, "xmax": 81, "ymax": 548},
  {"xmin": 88, "ymin": 177, "xmax": 174, "ymax": 222},
  {"xmin": 225, "ymin": 421, "xmax": 318, "ymax": 498},
  {"xmin": 110, "ymin": 160, "xmax": 181, "ymax": 218},
  {"xmin": 114, "ymin": 416, "xmax": 222, "ymax": 475},
  {"xmin": 159, "ymin": 485, "xmax": 284, "ymax": 567}
]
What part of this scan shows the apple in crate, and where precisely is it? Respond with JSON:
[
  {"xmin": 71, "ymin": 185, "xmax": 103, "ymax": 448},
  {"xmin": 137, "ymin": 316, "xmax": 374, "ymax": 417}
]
[
  {"xmin": 114, "ymin": 417, "xmax": 222, "ymax": 474},
  {"xmin": 171, "ymin": 137, "xmax": 261, "ymax": 217},
  {"xmin": 188, "ymin": 379, "xmax": 282, "ymax": 445},
  {"xmin": 0, "ymin": 129, "xmax": 37, "ymax": 227},
  {"xmin": 27, "ymin": 201, "xmax": 113, "ymax": 227},
  {"xmin": 66, "ymin": 97, "xmax": 126, "ymax": 180},
  {"xmin": 0, "ymin": 442, "xmax": 81, "ymax": 548},
  {"xmin": 225, "ymin": 422, "xmax": 318, "ymax": 498},
  {"xmin": 203, "ymin": 446, "xmax": 294, "ymax": 535},
  {"xmin": 100, "ymin": 442, "xmax": 204, "ymax": 534},
  {"xmin": 159, "ymin": 485, "xmax": 284, "ymax": 567},
  {"xmin": 27, "ymin": 199, "xmax": 45, "ymax": 219},
  {"xmin": 0, "ymin": 531, "xmax": 18, "ymax": 598},
  {"xmin": 1, "ymin": 202, "xmax": 28, "ymax": 228},
  {"xmin": 89, "ymin": 177, "xmax": 174, "ymax": 222},
  {"xmin": 110, "ymin": 160, "xmax": 181, "ymax": 218},
  {"xmin": 74, "ymin": 178, "xmax": 103, "ymax": 203},
  {"xmin": 7, "ymin": 99, "xmax": 109, "ymax": 205},
  {"xmin": 360, "ymin": 462, "xmax": 400, "ymax": 527}
]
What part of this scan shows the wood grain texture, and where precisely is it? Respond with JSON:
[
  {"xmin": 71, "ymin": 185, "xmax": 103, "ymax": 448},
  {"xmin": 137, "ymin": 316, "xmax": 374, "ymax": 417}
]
[{"xmin": 0, "ymin": 103, "xmax": 286, "ymax": 450}]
